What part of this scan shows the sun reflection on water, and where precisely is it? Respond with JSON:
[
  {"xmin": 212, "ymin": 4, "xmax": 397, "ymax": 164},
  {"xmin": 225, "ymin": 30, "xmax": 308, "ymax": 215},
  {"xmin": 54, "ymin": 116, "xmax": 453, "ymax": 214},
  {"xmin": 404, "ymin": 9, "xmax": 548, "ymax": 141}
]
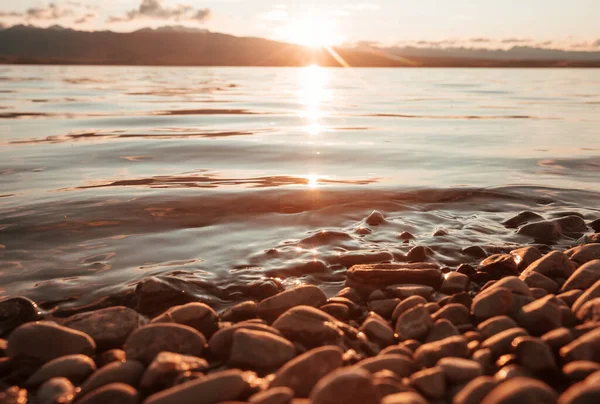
[{"xmin": 299, "ymin": 64, "xmax": 330, "ymax": 135}]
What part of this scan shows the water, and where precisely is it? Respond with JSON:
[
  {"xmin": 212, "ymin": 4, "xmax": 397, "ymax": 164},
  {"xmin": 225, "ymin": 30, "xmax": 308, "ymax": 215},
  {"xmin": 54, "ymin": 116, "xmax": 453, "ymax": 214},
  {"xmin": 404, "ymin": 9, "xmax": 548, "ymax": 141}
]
[{"xmin": 1, "ymin": 65, "xmax": 599, "ymax": 312}]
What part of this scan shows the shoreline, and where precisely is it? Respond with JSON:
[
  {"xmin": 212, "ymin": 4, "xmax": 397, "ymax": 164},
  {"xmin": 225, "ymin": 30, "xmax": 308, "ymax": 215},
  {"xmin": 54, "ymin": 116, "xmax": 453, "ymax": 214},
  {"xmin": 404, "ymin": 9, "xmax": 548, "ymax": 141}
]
[{"xmin": 1, "ymin": 211, "xmax": 600, "ymax": 403}]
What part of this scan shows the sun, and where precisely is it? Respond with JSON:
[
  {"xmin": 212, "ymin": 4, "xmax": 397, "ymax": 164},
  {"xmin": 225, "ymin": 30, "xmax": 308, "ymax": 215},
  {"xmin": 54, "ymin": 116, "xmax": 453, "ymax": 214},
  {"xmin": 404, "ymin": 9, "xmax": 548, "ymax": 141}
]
[{"xmin": 283, "ymin": 16, "xmax": 342, "ymax": 48}]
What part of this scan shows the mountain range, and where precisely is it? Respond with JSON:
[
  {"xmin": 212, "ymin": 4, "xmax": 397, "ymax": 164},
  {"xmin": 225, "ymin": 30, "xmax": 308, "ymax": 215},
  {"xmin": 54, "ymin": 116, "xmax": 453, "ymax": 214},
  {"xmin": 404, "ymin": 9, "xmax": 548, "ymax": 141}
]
[{"xmin": 1, "ymin": 25, "xmax": 599, "ymax": 67}]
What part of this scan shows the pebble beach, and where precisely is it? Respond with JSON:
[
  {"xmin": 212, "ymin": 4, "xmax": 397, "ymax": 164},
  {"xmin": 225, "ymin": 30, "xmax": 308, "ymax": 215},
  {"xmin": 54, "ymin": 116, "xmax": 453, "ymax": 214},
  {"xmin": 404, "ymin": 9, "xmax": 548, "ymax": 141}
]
[{"xmin": 1, "ymin": 210, "xmax": 600, "ymax": 404}]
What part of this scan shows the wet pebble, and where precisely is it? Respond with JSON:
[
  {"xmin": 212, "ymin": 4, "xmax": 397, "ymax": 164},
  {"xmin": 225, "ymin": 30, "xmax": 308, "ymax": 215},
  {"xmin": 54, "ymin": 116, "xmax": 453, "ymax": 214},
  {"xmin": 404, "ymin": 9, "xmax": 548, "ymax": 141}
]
[
  {"xmin": 356, "ymin": 354, "xmax": 414, "ymax": 379},
  {"xmin": 481, "ymin": 328, "xmax": 528, "ymax": 358},
  {"xmin": 37, "ymin": 377, "xmax": 75, "ymax": 404},
  {"xmin": 441, "ymin": 272, "xmax": 470, "ymax": 294},
  {"xmin": 478, "ymin": 254, "xmax": 518, "ymax": 279},
  {"xmin": 229, "ymin": 328, "xmax": 295, "ymax": 370},
  {"xmin": 558, "ymin": 380, "xmax": 600, "ymax": 404},
  {"xmin": 360, "ymin": 315, "xmax": 396, "ymax": 347},
  {"xmin": 566, "ymin": 244, "xmax": 600, "ymax": 265},
  {"xmin": 409, "ymin": 366, "xmax": 446, "ymax": 400},
  {"xmin": 517, "ymin": 295, "xmax": 562, "ymax": 335},
  {"xmin": 562, "ymin": 259, "xmax": 600, "ymax": 292},
  {"xmin": 478, "ymin": 316, "xmax": 518, "ymax": 339},
  {"xmin": 510, "ymin": 247, "xmax": 543, "ymax": 272},
  {"xmin": 381, "ymin": 391, "xmax": 428, "ymax": 404},
  {"xmin": 221, "ymin": 301, "xmax": 258, "ymax": 323},
  {"xmin": 453, "ymin": 376, "xmax": 497, "ymax": 404},
  {"xmin": 26, "ymin": 354, "xmax": 96, "ymax": 387},
  {"xmin": 0, "ymin": 297, "xmax": 42, "ymax": 337},
  {"xmin": 431, "ymin": 303, "xmax": 471, "ymax": 327},
  {"xmin": 79, "ymin": 360, "xmax": 144, "ymax": 397},
  {"xmin": 520, "ymin": 271, "xmax": 559, "ymax": 294},
  {"xmin": 562, "ymin": 361, "xmax": 600, "ymax": 382},
  {"xmin": 472, "ymin": 287, "xmax": 513, "ymax": 320},
  {"xmin": 366, "ymin": 210, "xmax": 386, "ymax": 226},
  {"xmin": 248, "ymin": 386, "xmax": 294, "ymax": 404},
  {"xmin": 521, "ymin": 251, "xmax": 575, "ymax": 280},
  {"xmin": 272, "ymin": 306, "xmax": 343, "ymax": 347},
  {"xmin": 310, "ymin": 367, "xmax": 379, "ymax": 404},
  {"xmin": 76, "ymin": 382, "xmax": 138, "ymax": 404},
  {"xmin": 97, "ymin": 349, "xmax": 127, "ymax": 367},
  {"xmin": 151, "ymin": 302, "xmax": 219, "ymax": 338},
  {"xmin": 481, "ymin": 377, "xmax": 557, "ymax": 404},
  {"xmin": 140, "ymin": 352, "xmax": 208, "ymax": 392},
  {"xmin": 512, "ymin": 336, "xmax": 557, "ymax": 373},
  {"xmin": 346, "ymin": 263, "xmax": 443, "ymax": 291},
  {"xmin": 257, "ymin": 285, "xmax": 327, "ymax": 322},
  {"xmin": 395, "ymin": 305, "xmax": 432, "ymax": 341}
]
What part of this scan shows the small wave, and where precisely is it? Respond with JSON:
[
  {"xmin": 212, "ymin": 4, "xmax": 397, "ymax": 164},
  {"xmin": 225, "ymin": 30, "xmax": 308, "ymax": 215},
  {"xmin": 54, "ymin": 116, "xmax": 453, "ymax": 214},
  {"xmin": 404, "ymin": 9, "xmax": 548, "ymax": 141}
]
[{"xmin": 367, "ymin": 113, "xmax": 546, "ymax": 120}]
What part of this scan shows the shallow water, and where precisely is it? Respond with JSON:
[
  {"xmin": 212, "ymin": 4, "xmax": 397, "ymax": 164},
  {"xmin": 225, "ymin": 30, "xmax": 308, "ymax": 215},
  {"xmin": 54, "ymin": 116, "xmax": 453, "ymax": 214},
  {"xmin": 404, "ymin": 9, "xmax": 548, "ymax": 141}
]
[{"xmin": 1, "ymin": 66, "xmax": 599, "ymax": 311}]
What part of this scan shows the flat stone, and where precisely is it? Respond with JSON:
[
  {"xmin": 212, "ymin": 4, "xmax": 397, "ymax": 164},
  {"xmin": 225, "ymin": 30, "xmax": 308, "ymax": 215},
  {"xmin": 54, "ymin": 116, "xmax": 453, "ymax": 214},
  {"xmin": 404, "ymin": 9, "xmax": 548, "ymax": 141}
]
[
  {"xmin": 124, "ymin": 323, "xmax": 206, "ymax": 365},
  {"xmin": 562, "ymin": 259, "xmax": 600, "ymax": 292},
  {"xmin": 481, "ymin": 377, "xmax": 557, "ymax": 404},
  {"xmin": 541, "ymin": 328, "xmax": 574, "ymax": 352},
  {"xmin": 453, "ymin": 376, "xmax": 497, "ymax": 404},
  {"xmin": 557, "ymin": 290, "xmax": 584, "ymax": 307},
  {"xmin": 79, "ymin": 360, "xmax": 145, "ymax": 397},
  {"xmin": 472, "ymin": 287, "xmax": 513, "ymax": 321},
  {"xmin": 481, "ymin": 328, "xmax": 528, "ymax": 358},
  {"xmin": 503, "ymin": 211, "xmax": 543, "ymax": 228},
  {"xmin": 572, "ymin": 279, "xmax": 600, "ymax": 313},
  {"xmin": 478, "ymin": 254, "xmax": 518, "ymax": 279},
  {"xmin": 37, "ymin": 377, "xmax": 75, "ymax": 404},
  {"xmin": 558, "ymin": 381, "xmax": 600, "ymax": 404},
  {"xmin": 562, "ymin": 361, "xmax": 600, "ymax": 382},
  {"xmin": 510, "ymin": 247, "xmax": 543, "ymax": 272},
  {"xmin": 144, "ymin": 369, "xmax": 255, "ymax": 404},
  {"xmin": 566, "ymin": 244, "xmax": 600, "ymax": 265},
  {"xmin": 395, "ymin": 305, "xmax": 432, "ymax": 341},
  {"xmin": 272, "ymin": 306, "xmax": 343, "ymax": 348},
  {"xmin": 355, "ymin": 354, "xmax": 414, "ymax": 378},
  {"xmin": 63, "ymin": 306, "xmax": 146, "ymax": 350},
  {"xmin": 517, "ymin": 295, "xmax": 562, "ymax": 335},
  {"xmin": 517, "ymin": 220, "xmax": 562, "ymax": 243},
  {"xmin": 367, "ymin": 299, "xmax": 400, "ymax": 319},
  {"xmin": 560, "ymin": 328, "xmax": 600, "ymax": 363},
  {"xmin": 381, "ymin": 392, "xmax": 428, "ymax": 404},
  {"xmin": 257, "ymin": 286, "xmax": 327, "ymax": 322},
  {"xmin": 7, "ymin": 321, "xmax": 95, "ymax": 363},
  {"xmin": 271, "ymin": 346, "xmax": 343, "ymax": 398},
  {"xmin": 520, "ymin": 271, "xmax": 559, "ymax": 294},
  {"xmin": 140, "ymin": 352, "xmax": 208, "ymax": 392},
  {"xmin": 488, "ymin": 276, "xmax": 531, "ymax": 296},
  {"xmin": 413, "ymin": 335, "xmax": 470, "ymax": 368},
  {"xmin": 345, "ymin": 263, "xmax": 443, "ymax": 291},
  {"xmin": 462, "ymin": 246, "xmax": 488, "ymax": 259},
  {"xmin": 77, "ymin": 382, "xmax": 138, "ymax": 404},
  {"xmin": 249, "ymin": 387, "xmax": 294, "ymax": 404},
  {"xmin": 425, "ymin": 319, "xmax": 459, "ymax": 343},
  {"xmin": 310, "ymin": 367, "xmax": 379, "ymax": 404},
  {"xmin": 0, "ymin": 297, "xmax": 42, "ymax": 337},
  {"xmin": 478, "ymin": 316, "xmax": 518, "ymax": 339},
  {"xmin": 391, "ymin": 296, "xmax": 428, "ymax": 324},
  {"xmin": 26, "ymin": 354, "xmax": 96, "ymax": 386},
  {"xmin": 521, "ymin": 251, "xmax": 575, "ymax": 280},
  {"xmin": 208, "ymin": 322, "xmax": 281, "ymax": 359},
  {"xmin": 360, "ymin": 315, "xmax": 396, "ymax": 348},
  {"xmin": 407, "ymin": 246, "xmax": 435, "ymax": 262},
  {"xmin": 221, "ymin": 301, "xmax": 258, "ymax": 323},
  {"xmin": 229, "ymin": 329, "xmax": 295, "ymax": 370},
  {"xmin": 438, "ymin": 357, "xmax": 483, "ymax": 383},
  {"xmin": 431, "ymin": 303, "xmax": 471, "ymax": 326},
  {"xmin": 135, "ymin": 276, "xmax": 200, "ymax": 317},
  {"xmin": 386, "ymin": 285, "xmax": 434, "ymax": 299},
  {"xmin": 512, "ymin": 336, "xmax": 557, "ymax": 373},
  {"xmin": 441, "ymin": 272, "xmax": 470, "ymax": 294},
  {"xmin": 151, "ymin": 303, "xmax": 219, "ymax": 338},
  {"xmin": 409, "ymin": 366, "xmax": 445, "ymax": 400},
  {"xmin": 576, "ymin": 297, "xmax": 600, "ymax": 322}
]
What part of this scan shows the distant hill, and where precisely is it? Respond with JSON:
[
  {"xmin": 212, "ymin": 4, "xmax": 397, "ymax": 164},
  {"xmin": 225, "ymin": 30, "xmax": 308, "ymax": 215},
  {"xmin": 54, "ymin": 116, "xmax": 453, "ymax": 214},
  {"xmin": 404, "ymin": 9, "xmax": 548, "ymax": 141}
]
[{"xmin": 1, "ymin": 25, "xmax": 599, "ymax": 67}]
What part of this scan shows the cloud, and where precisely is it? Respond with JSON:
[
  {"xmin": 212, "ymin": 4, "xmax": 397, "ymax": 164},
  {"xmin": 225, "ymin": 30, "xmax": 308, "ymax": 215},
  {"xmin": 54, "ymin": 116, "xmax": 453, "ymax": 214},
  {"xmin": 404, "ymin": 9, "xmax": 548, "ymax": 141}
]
[
  {"xmin": 501, "ymin": 38, "xmax": 531, "ymax": 44},
  {"xmin": 108, "ymin": 0, "xmax": 211, "ymax": 23},
  {"xmin": 26, "ymin": 3, "xmax": 74, "ymax": 20},
  {"xmin": 0, "ymin": 11, "xmax": 22, "ymax": 18},
  {"xmin": 594, "ymin": 39, "xmax": 600, "ymax": 48},
  {"xmin": 470, "ymin": 37, "xmax": 491, "ymax": 43},
  {"xmin": 0, "ymin": 2, "xmax": 96, "ymax": 23},
  {"xmin": 74, "ymin": 12, "xmax": 96, "ymax": 24}
]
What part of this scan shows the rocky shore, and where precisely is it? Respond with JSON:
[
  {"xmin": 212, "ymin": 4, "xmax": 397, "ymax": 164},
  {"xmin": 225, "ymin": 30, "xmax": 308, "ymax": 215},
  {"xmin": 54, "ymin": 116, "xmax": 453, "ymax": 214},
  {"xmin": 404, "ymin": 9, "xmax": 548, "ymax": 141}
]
[{"xmin": 1, "ymin": 213, "xmax": 600, "ymax": 404}]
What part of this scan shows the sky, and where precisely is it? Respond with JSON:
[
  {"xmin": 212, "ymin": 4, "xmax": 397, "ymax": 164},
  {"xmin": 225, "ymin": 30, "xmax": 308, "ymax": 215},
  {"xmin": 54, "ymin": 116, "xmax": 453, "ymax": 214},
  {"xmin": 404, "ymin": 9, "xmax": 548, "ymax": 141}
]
[{"xmin": 0, "ymin": 0, "xmax": 599, "ymax": 49}]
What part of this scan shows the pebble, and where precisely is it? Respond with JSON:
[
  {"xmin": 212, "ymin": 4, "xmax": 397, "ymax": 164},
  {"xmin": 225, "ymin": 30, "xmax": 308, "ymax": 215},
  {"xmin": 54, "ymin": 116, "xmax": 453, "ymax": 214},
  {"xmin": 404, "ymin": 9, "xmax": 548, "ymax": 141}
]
[
  {"xmin": 558, "ymin": 381, "xmax": 600, "ymax": 404},
  {"xmin": 0, "ymin": 297, "xmax": 42, "ymax": 337},
  {"xmin": 481, "ymin": 328, "xmax": 528, "ymax": 358},
  {"xmin": 7, "ymin": 321, "xmax": 96, "ymax": 363},
  {"xmin": 562, "ymin": 259, "xmax": 600, "ymax": 292},
  {"xmin": 399, "ymin": 231, "xmax": 416, "ymax": 240},
  {"xmin": 503, "ymin": 211, "xmax": 543, "ymax": 228},
  {"xmin": 26, "ymin": 354, "xmax": 96, "ymax": 386},
  {"xmin": 76, "ymin": 382, "xmax": 139, "ymax": 404},
  {"xmin": 257, "ymin": 285, "xmax": 327, "ymax": 322},
  {"xmin": 495, "ymin": 364, "xmax": 531, "ymax": 380},
  {"xmin": 144, "ymin": 369, "xmax": 255, "ymax": 404},
  {"xmin": 521, "ymin": 251, "xmax": 575, "ymax": 280},
  {"xmin": 478, "ymin": 254, "xmax": 518, "ymax": 279},
  {"xmin": 221, "ymin": 301, "xmax": 258, "ymax": 323},
  {"xmin": 140, "ymin": 352, "xmax": 208, "ymax": 391},
  {"xmin": 575, "ymin": 297, "xmax": 600, "ymax": 322},
  {"xmin": 381, "ymin": 392, "xmax": 428, "ymax": 404},
  {"xmin": 512, "ymin": 336, "xmax": 557, "ymax": 373},
  {"xmin": 572, "ymin": 279, "xmax": 600, "ymax": 313},
  {"xmin": 271, "ymin": 346, "xmax": 343, "ymax": 397},
  {"xmin": 386, "ymin": 285, "xmax": 434, "ymax": 299},
  {"xmin": 462, "ymin": 246, "xmax": 488, "ymax": 258},
  {"xmin": 63, "ymin": 306, "xmax": 146, "ymax": 350},
  {"xmin": 391, "ymin": 296, "xmax": 428, "ymax": 324},
  {"xmin": 356, "ymin": 354, "xmax": 414, "ymax": 378},
  {"xmin": 97, "ymin": 349, "xmax": 127, "ymax": 367},
  {"xmin": 395, "ymin": 305, "xmax": 432, "ymax": 341},
  {"xmin": 453, "ymin": 376, "xmax": 497, "ymax": 404},
  {"xmin": 229, "ymin": 328, "xmax": 295, "ymax": 370},
  {"xmin": 380, "ymin": 344, "xmax": 413, "ymax": 357},
  {"xmin": 366, "ymin": 210, "xmax": 386, "ymax": 226},
  {"xmin": 520, "ymin": 271, "xmax": 559, "ymax": 294},
  {"xmin": 272, "ymin": 306, "xmax": 343, "ymax": 347},
  {"xmin": 478, "ymin": 316, "xmax": 518, "ymax": 339},
  {"xmin": 321, "ymin": 303, "xmax": 350, "ymax": 321},
  {"xmin": 566, "ymin": 244, "xmax": 600, "ymax": 265},
  {"xmin": 367, "ymin": 298, "xmax": 400, "ymax": 319},
  {"xmin": 360, "ymin": 315, "xmax": 396, "ymax": 347},
  {"xmin": 431, "ymin": 303, "xmax": 471, "ymax": 327},
  {"xmin": 407, "ymin": 246, "xmax": 435, "ymax": 262},
  {"xmin": 124, "ymin": 323, "xmax": 206, "ymax": 364},
  {"xmin": 135, "ymin": 277, "xmax": 198, "ymax": 316},
  {"xmin": 472, "ymin": 287, "xmax": 513, "ymax": 320},
  {"xmin": 425, "ymin": 319, "xmax": 459, "ymax": 343},
  {"xmin": 481, "ymin": 377, "xmax": 557, "ymax": 404},
  {"xmin": 560, "ymin": 328, "xmax": 600, "ymax": 363},
  {"xmin": 517, "ymin": 220, "xmax": 562, "ymax": 243},
  {"xmin": 510, "ymin": 247, "xmax": 543, "ymax": 272},
  {"xmin": 542, "ymin": 327, "xmax": 574, "ymax": 352},
  {"xmin": 414, "ymin": 335, "xmax": 470, "ymax": 368},
  {"xmin": 151, "ymin": 302, "xmax": 219, "ymax": 338},
  {"xmin": 438, "ymin": 357, "xmax": 483, "ymax": 384},
  {"xmin": 557, "ymin": 290, "xmax": 583, "ymax": 307},
  {"xmin": 441, "ymin": 272, "xmax": 470, "ymax": 294},
  {"xmin": 489, "ymin": 276, "xmax": 532, "ymax": 297},
  {"xmin": 79, "ymin": 360, "xmax": 145, "ymax": 397},
  {"xmin": 248, "ymin": 386, "xmax": 294, "ymax": 404},
  {"xmin": 591, "ymin": 219, "xmax": 600, "ymax": 232},
  {"xmin": 310, "ymin": 367, "xmax": 379, "ymax": 404},
  {"xmin": 410, "ymin": 366, "xmax": 446, "ymax": 400},
  {"xmin": 0, "ymin": 386, "xmax": 27, "ymax": 404},
  {"xmin": 345, "ymin": 263, "xmax": 443, "ymax": 291},
  {"xmin": 37, "ymin": 377, "xmax": 75, "ymax": 404},
  {"xmin": 517, "ymin": 295, "xmax": 562, "ymax": 335},
  {"xmin": 208, "ymin": 322, "xmax": 281, "ymax": 359},
  {"xmin": 562, "ymin": 361, "xmax": 600, "ymax": 382}
]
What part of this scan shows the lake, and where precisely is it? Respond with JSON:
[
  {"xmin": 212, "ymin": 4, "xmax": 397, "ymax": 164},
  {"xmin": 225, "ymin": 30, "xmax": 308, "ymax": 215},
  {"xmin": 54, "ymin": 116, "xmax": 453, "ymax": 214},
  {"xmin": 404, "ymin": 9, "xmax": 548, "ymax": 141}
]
[{"xmin": 1, "ymin": 65, "xmax": 599, "ymax": 311}]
